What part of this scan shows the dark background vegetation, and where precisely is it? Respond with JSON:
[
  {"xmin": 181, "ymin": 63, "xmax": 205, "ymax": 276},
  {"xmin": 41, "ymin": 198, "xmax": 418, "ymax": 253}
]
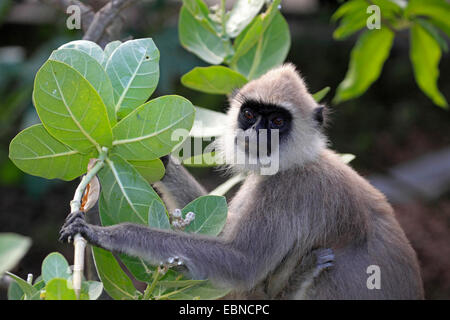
[{"xmin": 0, "ymin": 0, "xmax": 448, "ymax": 299}]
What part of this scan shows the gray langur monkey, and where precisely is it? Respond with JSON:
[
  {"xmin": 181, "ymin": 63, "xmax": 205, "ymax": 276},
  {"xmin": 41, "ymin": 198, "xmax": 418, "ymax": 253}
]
[{"xmin": 60, "ymin": 63, "xmax": 424, "ymax": 299}]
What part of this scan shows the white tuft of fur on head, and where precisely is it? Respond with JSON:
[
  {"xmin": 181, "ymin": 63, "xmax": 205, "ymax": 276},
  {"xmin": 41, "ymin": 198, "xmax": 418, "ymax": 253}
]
[{"xmin": 216, "ymin": 63, "xmax": 328, "ymax": 175}]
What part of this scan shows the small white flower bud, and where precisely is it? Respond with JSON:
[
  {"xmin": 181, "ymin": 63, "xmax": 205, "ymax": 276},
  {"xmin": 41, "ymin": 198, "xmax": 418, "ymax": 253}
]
[
  {"xmin": 172, "ymin": 220, "xmax": 181, "ymax": 228},
  {"xmin": 172, "ymin": 208, "xmax": 182, "ymax": 218},
  {"xmin": 185, "ymin": 211, "xmax": 195, "ymax": 221}
]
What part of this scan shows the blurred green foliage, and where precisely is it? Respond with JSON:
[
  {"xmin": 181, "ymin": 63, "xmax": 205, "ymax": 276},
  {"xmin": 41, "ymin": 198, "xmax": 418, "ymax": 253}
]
[{"xmin": 333, "ymin": 0, "xmax": 449, "ymax": 108}]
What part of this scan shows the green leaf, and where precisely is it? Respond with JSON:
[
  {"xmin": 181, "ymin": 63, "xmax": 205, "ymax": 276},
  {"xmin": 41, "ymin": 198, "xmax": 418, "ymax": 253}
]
[
  {"xmin": 333, "ymin": 28, "xmax": 394, "ymax": 104},
  {"xmin": 92, "ymin": 247, "xmax": 138, "ymax": 300},
  {"xmin": 97, "ymin": 154, "xmax": 170, "ymax": 282},
  {"xmin": 226, "ymin": 0, "xmax": 265, "ymax": 37},
  {"xmin": 181, "ymin": 66, "xmax": 247, "ymax": 95},
  {"xmin": 5, "ymin": 272, "xmax": 37, "ymax": 299},
  {"xmin": 331, "ymin": 0, "xmax": 367, "ymax": 22},
  {"xmin": 33, "ymin": 278, "xmax": 45, "ymax": 290},
  {"xmin": 105, "ymin": 38, "xmax": 160, "ymax": 119},
  {"xmin": 340, "ymin": 153, "xmax": 356, "ymax": 164},
  {"xmin": 97, "ymin": 155, "xmax": 166, "ymax": 283},
  {"xmin": 148, "ymin": 200, "xmax": 171, "ymax": 230},
  {"xmin": 332, "ymin": 0, "xmax": 402, "ymax": 40},
  {"xmin": 182, "ymin": 0, "xmax": 220, "ymax": 34},
  {"xmin": 231, "ymin": 11, "xmax": 290, "ymax": 80},
  {"xmin": 410, "ymin": 23, "xmax": 448, "ymax": 108},
  {"xmin": 45, "ymin": 278, "xmax": 77, "ymax": 300},
  {"xmin": 158, "ymin": 279, "xmax": 206, "ymax": 289},
  {"xmin": 41, "ymin": 252, "xmax": 71, "ymax": 283},
  {"xmin": 128, "ymin": 159, "xmax": 165, "ymax": 183},
  {"xmin": 333, "ymin": 8, "xmax": 367, "ymax": 40},
  {"xmin": 50, "ymin": 48, "xmax": 117, "ymax": 126},
  {"xmin": 97, "ymin": 154, "xmax": 167, "ymax": 226},
  {"xmin": 231, "ymin": 0, "xmax": 281, "ymax": 63},
  {"xmin": 7, "ymin": 279, "xmax": 24, "ymax": 300},
  {"xmin": 312, "ymin": 87, "xmax": 330, "ymax": 103},
  {"xmin": 58, "ymin": 40, "xmax": 105, "ymax": 65},
  {"xmin": 182, "ymin": 195, "xmax": 227, "ymax": 236},
  {"xmin": 83, "ymin": 281, "xmax": 103, "ymax": 300},
  {"xmin": 414, "ymin": 18, "xmax": 448, "ymax": 52},
  {"xmin": 162, "ymin": 280, "xmax": 230, "ymax": 300},
  {"xmin": 112, "ymin": 95, "xmax": 195, "ymax": 160},
  {"xmin": 0, "ymin": 233, "xmax": 31, "ymax": 276},
  {"xmin": 9, "ymin": 124, "xmax": 94, "ymax": 181},
  {"xmin": 102, "ymin": 40, "xmax": 122, "ymax": 67},
  {"xmin": 15, "ymin": 277, "xmax": 45, "ymax": 300},
  {"xmin": 373, "ymin": 0, "xmax": 403, "ymax": 14},
  {"xmin": 97, "ymin": 192, "xmax": 155, "ymax": 283},
  {"xmin": 152, "ymin": 270, "xmax": 229, "ymax": 300},
  {"xmin": 178, "ymin": 6, "xmax": 232, "ymax": 64},
  {"xmin": 116, "ymin": 253, "xmax": 155, "ymax": 283},
  {"xmin": 33, "ymin": 60, "xmax": 113, "ymax": 152},
  {"xmin": 190, "ymin": 106, "xmax": 227, "ymax": 138},
  {"xmin": 406, "ymin": 0, "xmax": 450, "ymax": 37}
]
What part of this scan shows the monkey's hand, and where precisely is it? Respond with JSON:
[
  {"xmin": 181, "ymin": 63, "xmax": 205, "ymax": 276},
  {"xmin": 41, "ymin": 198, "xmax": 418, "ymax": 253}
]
[
  {"xmin": 312, "ymin": 248, "xmax": 334, "ymax": 278},
  {"xmin": 59, "ymin": 211, "xmax": 95, "ymax": 244}
]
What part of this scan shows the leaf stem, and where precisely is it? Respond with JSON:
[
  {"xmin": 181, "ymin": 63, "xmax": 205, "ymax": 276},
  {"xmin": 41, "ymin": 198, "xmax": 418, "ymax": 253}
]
[
  {"xmin": 154, "ymin": 283, "xmax": 198, "ymax": 300},
  {"xmin": 143, "ymin": 266, "xmax": 162, "ymax": 300},
  {"xmin": 71, "ymin": 146, "xmax": 108, "ymax": 299},
  {"xmin": 220, "ymin": 0, "xmax": 227, "ymax": 38}
]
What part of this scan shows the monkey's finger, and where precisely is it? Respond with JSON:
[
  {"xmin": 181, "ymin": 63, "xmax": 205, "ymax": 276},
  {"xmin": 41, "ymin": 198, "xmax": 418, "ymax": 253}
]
[
  {"xmin": 63, "ymin": 211, "xmax": 85, "ymax": 226},
  {"xmin": 65, "ymin": 210, "xmax": 84, "ymax": 222},
  {"xmin": 59, "ymin": 229, "xmax": 72, "ymax": 243},
  {"xmin": 59, "ymin": 222, "xmax": 85, "ymax": 243},
  {"xmin": 60, "ymin": 218, "xmax": 85, "ymax": 237},
  {"xmin": 60, "ymin": 218, "xmax": 84, "ymax": 235}
]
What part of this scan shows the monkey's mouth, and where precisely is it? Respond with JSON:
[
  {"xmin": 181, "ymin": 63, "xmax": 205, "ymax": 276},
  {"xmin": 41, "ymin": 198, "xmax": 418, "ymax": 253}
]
[{"xmin": 234, "ymin": 136, "xmax": 273, "ymax": 158}]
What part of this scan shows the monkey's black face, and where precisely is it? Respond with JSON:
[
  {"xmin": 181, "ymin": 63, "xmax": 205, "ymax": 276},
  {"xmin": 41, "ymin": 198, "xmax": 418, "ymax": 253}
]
[
  {"xmin": 236, "ymin": 99, "xmax": 292, "ymax": 157},
  {"xmin": 237, "ymin": 100, "xmax": 292, "ymax": 136}
]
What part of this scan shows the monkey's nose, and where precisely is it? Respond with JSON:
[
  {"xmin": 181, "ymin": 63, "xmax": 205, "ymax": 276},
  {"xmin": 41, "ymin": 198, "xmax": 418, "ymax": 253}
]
[{"xmin": 251, "ymin": 116, "xmax": 263, "ymax": 130}]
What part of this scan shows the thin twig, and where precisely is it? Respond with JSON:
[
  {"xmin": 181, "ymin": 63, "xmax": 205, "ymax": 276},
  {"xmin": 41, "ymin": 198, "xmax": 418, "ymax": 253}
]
[
  {"xmin": 143, "ymin": 266, "xmax": 162, "ymax": 300},
  {"xmin": 70, "ymin": 147, "xmax": 108, "ymax": 298},
  {"xmin": 83, "ymin": 0, "xmax": 137, "ymax": 44}
]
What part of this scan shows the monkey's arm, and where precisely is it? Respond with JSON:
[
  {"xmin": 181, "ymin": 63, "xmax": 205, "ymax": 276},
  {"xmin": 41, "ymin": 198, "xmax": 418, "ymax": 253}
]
[
  {"xmin": 59, "ymin": 210, "xmax": 295, "ymax": 289},
  {"xmin": 153, "ymin": 156, "xmax": 207, "ymax": 210}
]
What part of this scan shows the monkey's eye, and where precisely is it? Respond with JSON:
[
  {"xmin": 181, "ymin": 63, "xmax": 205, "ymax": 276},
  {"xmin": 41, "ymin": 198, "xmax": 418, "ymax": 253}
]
[
  {"xmin": 270, "ymin": 117, "xmax": 285, "ymax": 128},
  {"xmin": 243, "ymin": 109, "xmax": 255, "ymax": 121}
]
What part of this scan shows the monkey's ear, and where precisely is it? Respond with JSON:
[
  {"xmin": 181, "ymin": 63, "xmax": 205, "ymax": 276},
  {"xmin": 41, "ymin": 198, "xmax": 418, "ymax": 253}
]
[{"xmin": 313, "ymin": 105, "xmax": 325, "ymax": 126}]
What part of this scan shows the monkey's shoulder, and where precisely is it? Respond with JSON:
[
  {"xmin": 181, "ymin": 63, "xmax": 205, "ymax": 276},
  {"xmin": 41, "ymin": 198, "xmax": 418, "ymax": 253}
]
[{"xmin": 300, "ymin": 149, "xmax": 388, "ymax": 199}]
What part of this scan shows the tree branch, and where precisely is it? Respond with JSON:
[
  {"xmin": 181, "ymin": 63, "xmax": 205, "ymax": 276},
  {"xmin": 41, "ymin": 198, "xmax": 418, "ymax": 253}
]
[
  {"xmin": 41, "ymin": 0, "xmax": 137, "ymax": 46},
  {"xmin": 83, "ymin": 0, "xmax": 137, "ymax": 45}
]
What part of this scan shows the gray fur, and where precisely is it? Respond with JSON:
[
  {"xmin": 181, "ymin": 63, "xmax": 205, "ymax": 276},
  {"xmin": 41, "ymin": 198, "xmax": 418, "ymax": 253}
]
[
  {"xmin": 153, "ymin": 157, "xmax": 207, "ymax": 211},
  {"xmin": 60, "ymin": 64, "xmax": 424, "ymax": 299}
]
